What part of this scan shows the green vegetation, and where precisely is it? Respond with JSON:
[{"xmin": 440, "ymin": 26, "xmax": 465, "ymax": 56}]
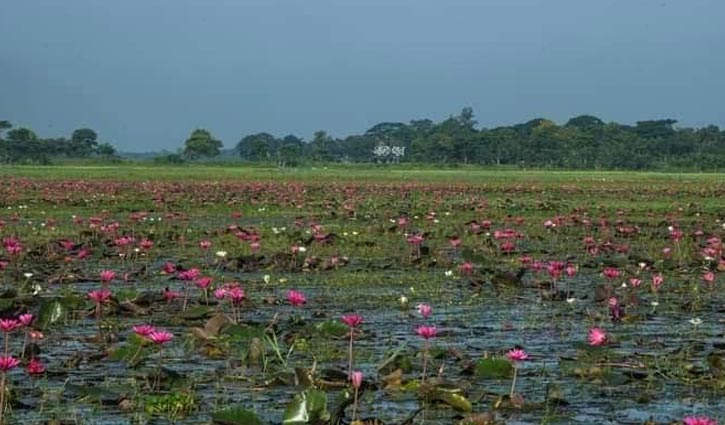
[
  {"xmin": 3, "ymin": 109, "xmax": 725, "ymax": 170},
  {"xmin": 0, "ymin": 166, "xmax": 723, "ymax": 423}
]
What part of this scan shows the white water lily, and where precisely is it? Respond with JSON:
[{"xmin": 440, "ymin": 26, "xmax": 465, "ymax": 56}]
[
  {"xmin": 263, "ymin": 274, "xmax": 271, "ymax": 284},
  {"xmin": 444, "ymin": 270, "xmax": 453, "ymax": 277},
  {"xmin": 23, "ymin": 273, "xmax": 33, "ymax": 279},
  {"xmin": 398, "ymin": 295, "xmax": 409, "ymax": 308},
  {"xmin": 689, "ymin": 318, "xmax": 703, "ymax": 327},
  {"xmin": 621, "ymin": 282, "xmax": 627, "ymax": 288},
  {"xmin": 216, "ymin": 251, "xmax": 227, "ymax": 258},
  {"xmin": 651, "ymin": 301, "xmax": 659, "ymax": 307},
  {"xmin": 566, "ymin": 297, "xmax": 576, "ymax": 304},
  {"xmin": 352, "ymin": 231, "xmax": 359, "ymax": 235},
  {"xmin": 297, "ymin": 246, "xmax": 307, "ymax": 253}
]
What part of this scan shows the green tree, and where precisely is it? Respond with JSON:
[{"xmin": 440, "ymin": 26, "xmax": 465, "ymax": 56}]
[
  {"xmin": 96, "ymin": 142, "xmax": 117, "ymax": 157},
  {"xmin": 565, "ymin": 115, "xmax": 604, "ymax": 131},
  {"xmin": 70, "ymin": 128, "xmax": 99, "ymax": 157},
  {"xmin": 0, "ymin": 121, "xmax": 10, "ymax": 136},
  {"xmin": 4, "ymin": 128, "xmax": 48, "ymax": 163},
  {"xmin": 237, "ymin": 133, "xmax": 277, "ymax": 161},
  {"xmin": 183, "ymin": 129, "xmax": 223, "ymax": 159}
]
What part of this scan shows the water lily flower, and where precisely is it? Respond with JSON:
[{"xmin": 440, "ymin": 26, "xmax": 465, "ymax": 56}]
[
  {"xmin": 415, "ymin": 325, "xmax": 437, "ymax": 340},
  {"xmin": 683, "ymin": 416, "xmax": 718, "ymax": 425},
  {"xmin": 417, "ymin": 303, "xmax": 432, "ymax": 320},
  {"xmin": 588, "ymin": 327, "xmax": 607, "ymax": 346},
  {"xmin": 148, "ymin": 330, "xmax": 173, "ymax": 345},
  {"xmin": 341, "ymin": 314, "xmax": 363, "ymax": 328},
  {"xmin": 506, "ymin": 348, "xmax": 529, "ymax": 363},
  {"xmin": 0, "ymin": 356, "xmax": 20, "ymax": 372},
  {"xmin": 286, "ymin": 289, "xmax": 306, "ymax": 306}
]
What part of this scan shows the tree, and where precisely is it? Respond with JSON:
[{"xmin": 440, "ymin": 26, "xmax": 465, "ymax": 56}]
[
  {"xmin": 96, "ymin": 143, "xmax": 117, "ymax": 157},
  {"xmin": 237, "ymin": 133, "xmax": 277, "ymax": 161},
  {"xmin": 456, "ymin": 107, "xmax": 477, "ymax": 130},
  {"xmin": 565, "ymin": 115, "xmax": 604, "ymax": 131},
  {"xmin": 308, "ymin": 130, "xmax": 336, "ymax": 161},
  {"xmin": 3, "ymin": 128, "xmax": 48, "ymax": 163},
  {"xmin": 183, "ymin": 129, "xmax": 223, "ymax": 159},
  {"xmin": 70, "ymin": 128, "xmax": 99, "ymax": 157},
  {"xmin": 634, "ymin": 119, "xmax": 677, "ymax": 139},
  {"xmin": 0, "ymin": 121, "xmax": 10, "ymax": 136}
]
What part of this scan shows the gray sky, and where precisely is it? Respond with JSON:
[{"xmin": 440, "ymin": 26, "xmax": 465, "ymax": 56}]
[{"xmin": 1, "ymin": 0, "xmax": 724, "ymax": 152}]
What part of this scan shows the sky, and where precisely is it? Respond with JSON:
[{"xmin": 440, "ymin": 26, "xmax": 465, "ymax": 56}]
[{"xmin": 1, "ymin": 0, "xmax": 724, "ymax": 152}]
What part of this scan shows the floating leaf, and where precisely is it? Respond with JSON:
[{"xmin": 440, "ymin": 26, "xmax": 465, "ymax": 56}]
[
  {"xmin": 314, "ymin": 320, "xmax": 348, "ymax": 338},
  {"xmin": 37, "ymin": 298, "xmax": 67, "ymax": 329},
  {"xmin": 282, "ymin": 389, "xmax": 330, "ymax": 424},
  {"xmin": 65, "ymin": 384, "xmax": 126, "ymax": 405},
  {"xmin": 475, "ymin": 358, "xmax": 512, "ymax": 379},
  {"xmin": 222, "ymin": 324, "xmax": 267, "ymax": 342},
  {"xmin": 212, "ymin": 406, "xmax": 265, "ymax": 425},
  {"xmin": 0, "ymin": 298, "xmax": 14, "ymax": 313},
  {"xmin": 176, "ymin": 305, "xmax": 214, "ymax": 321},
  {"xmin": 329, "ymin": 388, "xmax": 353, "ymax": 425},
  {"xmin": 430, "ymin": 385, "xmax": 473, "ymax": 412},
  {"xmin": 378, "ymin": 344, "xmax": 412, "ymax": 375}
]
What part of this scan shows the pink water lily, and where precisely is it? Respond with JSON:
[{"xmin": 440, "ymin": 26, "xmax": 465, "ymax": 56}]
[
  {"xmin": 286, "ymin": 289, "xmax": 306, "ymax": 307},
  {"xmin": 588, "ymin": 327, "xmax": 607, "ymax": 346}
]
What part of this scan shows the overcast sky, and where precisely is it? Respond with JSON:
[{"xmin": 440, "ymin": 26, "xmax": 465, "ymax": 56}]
[{"xmin": 1, "ymin": 0, "xmax": 723, "ymax": 152}]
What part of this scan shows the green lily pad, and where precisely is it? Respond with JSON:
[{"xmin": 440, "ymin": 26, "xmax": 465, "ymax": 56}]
[
  {"xmin": 475, "ymin": 358, "xmax": 513, "ymax": 379},
  {"xmin": 430, "ymin": 385, "xmax": 473, "ymax": 412},
  {"xmin": 282, "ymin": 389, "xmax": 330, "ymax": 424},
  {"xmin": 37, "ymin": 298, "xmax": 67, "ymax": 329},
  {"xmin": 314, "ymin": 320, "xmax": 348, "ymax": 338},
  {"xmin": 212, "ymin": 406, "xmax": 265, "ymax": 425}
]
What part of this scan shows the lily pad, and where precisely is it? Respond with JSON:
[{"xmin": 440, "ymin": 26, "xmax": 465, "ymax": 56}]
[
  {"xmin": 282, "ymin": 389, "xmax": 330, "ymax": 424},
  {"xmin": 429, "ymin": 385, "xmax": 473, "ymax": 412},
  {"xmin": 212, "ymin": 406, "xmax": 265, "ymax": 425},
  {"xmin": 314, "ymin": 320, "xmax": 348, "ymax": 338},
  {"xmin": 475, "ymin": 358, "xmax": 513, "ymax": 379},
  {"xmin": 37, "ymin": 298, "xmax": 67, "ymax": 329}
]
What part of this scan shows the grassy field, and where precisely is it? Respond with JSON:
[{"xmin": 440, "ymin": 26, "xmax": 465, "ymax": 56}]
[{"xmin": 2, "ymin": 163, "xmax": 724, "ymax": 184}]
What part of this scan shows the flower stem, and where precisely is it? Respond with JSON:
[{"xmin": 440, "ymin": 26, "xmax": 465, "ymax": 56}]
[
  {"xmin": 352, "ymin": 387, "xmax": 359, "ymax": 422},
  {"xmin": 347, "ymin": 331, "xmax": 354, "ymax": 379},
  {"xmin": 509, "ymin": 365, "xmax": 518, "ymax": 398},
  {"xmin": 422, "ymin": 340, "xmax": 429, "ymax": 382},
  {"xmin": 0, "ymin": 372, "xmax": 6, "ymax": 425}
]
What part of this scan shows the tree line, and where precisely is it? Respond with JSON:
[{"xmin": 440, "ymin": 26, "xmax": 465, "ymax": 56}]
[
  {"xmin": 4, "ymin": 110, "xmax": 725, "ymax": 170},
  {"xmin": 183, "ymin": 109, "xmax": 725, "ymax": 170},
  {"xmin": 0, "ymin": 121, "xmax": 116, "ymax": 164}
]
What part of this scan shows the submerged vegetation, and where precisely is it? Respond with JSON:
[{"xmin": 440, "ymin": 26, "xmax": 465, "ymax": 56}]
[{"xmin": 0, "ymin": 166, "xmax": 722, "ymax": 424}]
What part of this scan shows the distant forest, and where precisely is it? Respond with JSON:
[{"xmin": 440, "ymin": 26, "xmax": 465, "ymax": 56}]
[{"xmin": 3, "ymin": 109, "xmax": 725, "ymax": 170}]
